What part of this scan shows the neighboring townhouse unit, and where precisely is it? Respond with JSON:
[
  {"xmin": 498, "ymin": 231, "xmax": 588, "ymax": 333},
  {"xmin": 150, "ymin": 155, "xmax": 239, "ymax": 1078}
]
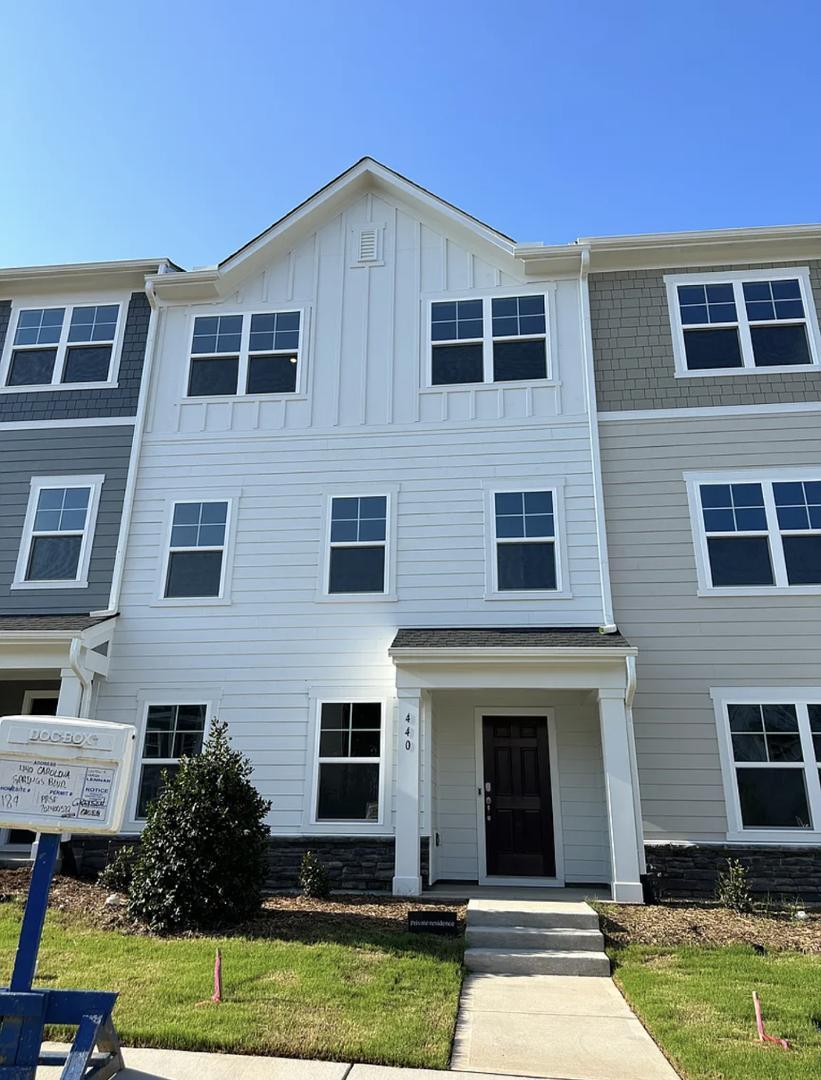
[
  {"xmin": 586, "ymin": 227, "xmax": 821, "ymax": 897},
  {"xmin": 0, "ymin": 259, "xmax": 169, "ymax": 859},
  {"xmin": 81, "ymin": 159, "xmax": 647, "ymax": 901}
]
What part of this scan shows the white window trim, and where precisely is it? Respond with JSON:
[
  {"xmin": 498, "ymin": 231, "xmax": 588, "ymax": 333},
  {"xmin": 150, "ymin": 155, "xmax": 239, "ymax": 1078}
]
[
  {"xmin": 665, "ymin": 267, "xmax": 821, "ymax": 378},
  {"xmin": 483, "ymin": 481, "xmax": 572, "ymax": 600},
  {"xmin": 184, "ymin": 306, "xmax": 308, "ymax": 401},
  {"xmin": 423, "ymin": 286, "xmax": 556, "ymax": 389},
  {"xmin": 318, "ymin": 489, "xmax": 398, "ymax": 602},
  {"xmin": 127, "ymin": 692, "xmax": 218, "ymax": 829},
  {"xmin": 711, "ymin": 687, "xmax": 821, "ymax": 843},
  {"xmin": 154, "ymin": 493, "xmax": 239, "ymax": 606},
  {"xmin": 12, "ymin": 474, "xmax": 105, "ymax": 590},
  {"xmin": 304, "ymin": 696, "xmax": 390, "ymax": 834},
  {"xmin": 0, "ymin": 297, "xmax": 128, "ymax": 392},
  {"xmin": 684, "ymin": 467, "xmax": 821, "ymax": 596}
]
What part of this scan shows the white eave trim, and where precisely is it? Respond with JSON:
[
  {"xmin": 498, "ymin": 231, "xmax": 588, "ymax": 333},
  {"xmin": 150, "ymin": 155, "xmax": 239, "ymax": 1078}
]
[
  {"xmin": 389, "ymin": 645, "xmax": 637, "ymax": 664},
  {"xmin": 0, "ymin": 259, "xmax": 176, "ymax": 287}
]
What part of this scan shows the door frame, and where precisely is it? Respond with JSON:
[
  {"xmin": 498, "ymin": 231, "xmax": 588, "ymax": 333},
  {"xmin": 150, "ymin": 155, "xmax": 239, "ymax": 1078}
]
[
  {"xmin": 1, "ymin": 688, "xmax": 60, "ymax": 852},
  {"xmin": 473, "ymin": 707, "xmax": 565, "ymax": 887}
]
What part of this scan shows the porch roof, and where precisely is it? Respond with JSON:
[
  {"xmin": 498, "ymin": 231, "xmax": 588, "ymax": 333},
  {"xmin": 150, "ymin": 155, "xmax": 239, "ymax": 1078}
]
[
  {"xmin": 391, "ymin": 627, "xmax": 632, "ymax": 650},
  {"xmin": 0, "ymin": 615, "xmax": 116, "ymax": 635}
]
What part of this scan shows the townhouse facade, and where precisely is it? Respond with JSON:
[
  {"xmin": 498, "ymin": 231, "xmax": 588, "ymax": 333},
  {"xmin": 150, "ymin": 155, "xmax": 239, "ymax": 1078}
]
[{"xmin": 1, "ymin": 159, "xmax": 819, "ymax": 900}]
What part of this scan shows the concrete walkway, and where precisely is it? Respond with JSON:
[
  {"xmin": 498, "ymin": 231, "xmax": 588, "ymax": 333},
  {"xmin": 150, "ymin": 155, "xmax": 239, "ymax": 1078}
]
[
  {"xmin": 451, "ymin": 973, "xmax": 680, "ymax": 1079},
  {"xmin": 36, "ymin": 1045, "xmax": 538, "ymax": 1079}
]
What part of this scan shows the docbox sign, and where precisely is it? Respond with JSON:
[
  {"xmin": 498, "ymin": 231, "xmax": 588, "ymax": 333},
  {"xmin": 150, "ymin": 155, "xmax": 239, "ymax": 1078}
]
[{"xmin": 0, "ymin": 715, "xmax": 137, "ymax": 835}]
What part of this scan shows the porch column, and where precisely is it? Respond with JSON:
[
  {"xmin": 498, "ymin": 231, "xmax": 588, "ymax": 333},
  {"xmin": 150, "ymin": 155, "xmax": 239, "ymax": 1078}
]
[
  {"xmin": 393, "ymin": 689, "xmax": 422, "ymax": 896},
  {"xmin": 56, "ymin": 669, "xmax": 85, "ymax": 717},
  {"xmin": 598, "ymin": 689, "xmax": 644, "ymax": 904}
]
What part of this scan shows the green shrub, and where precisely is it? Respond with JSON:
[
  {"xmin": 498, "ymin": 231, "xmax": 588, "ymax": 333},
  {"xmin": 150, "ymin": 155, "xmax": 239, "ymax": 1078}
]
[
  {"xmin": 716, "ymin": 857, "xmax": 753, "ymax": 914},
  {"xmin": 299, "ymin": 851, "xmax": 330, "ymax": 899},
  {"xmin": 98, "ymin": 843, "xmax": 137, "ymax": 893},
  {"xmin": 128, "ymin": 720, "xmax": 270, "ymax": 933}
]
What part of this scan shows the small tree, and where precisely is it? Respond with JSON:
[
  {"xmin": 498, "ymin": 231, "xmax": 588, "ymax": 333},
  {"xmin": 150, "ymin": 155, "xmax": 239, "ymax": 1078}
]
[
  {"xmin": 716, "ymin": 857, "xmax": 753, "ymax": 914},
  {"xmin": 299, "ymin": 851, "xmax": 330, "ymax": 899},
  {"xmin": 128, "ymin": 720, "xmax": 270, "ymax": 933}
]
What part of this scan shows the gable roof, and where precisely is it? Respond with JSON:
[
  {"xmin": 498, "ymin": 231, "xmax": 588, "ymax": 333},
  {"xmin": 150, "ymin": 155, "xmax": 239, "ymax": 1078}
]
[{"xmin": 149, "ymin": 157, "xmax": 523, "ymax": 301}]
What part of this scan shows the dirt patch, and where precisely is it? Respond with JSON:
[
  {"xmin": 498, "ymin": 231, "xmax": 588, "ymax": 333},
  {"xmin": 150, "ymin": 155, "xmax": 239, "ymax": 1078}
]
[
  {"xmin": 594, "ymin": 900, "xmax": 821, "ymax": 953},
  {"xmin": 0, "ymin": 868, "xmax": 465, "ymax": 940}
]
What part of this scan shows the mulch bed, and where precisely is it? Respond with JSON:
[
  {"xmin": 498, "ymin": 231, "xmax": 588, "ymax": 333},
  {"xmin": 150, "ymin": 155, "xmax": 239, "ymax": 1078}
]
[
  {"xmin": 0, "ymin": 868, "xmax": 466, "ymax": 940},
  {"xmin": 595, "ymin": 900, "xmax": 821, "ymax": 953}
]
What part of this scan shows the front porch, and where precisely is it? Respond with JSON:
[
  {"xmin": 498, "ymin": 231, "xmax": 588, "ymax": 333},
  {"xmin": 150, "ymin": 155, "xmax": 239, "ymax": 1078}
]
[
  {"xmin": 0, "ymin": 614, "xmax": 116, "ymax": 860},
  {"xmin": 389, "ymin": 628, "xmax": 645, "ymax": 904}
]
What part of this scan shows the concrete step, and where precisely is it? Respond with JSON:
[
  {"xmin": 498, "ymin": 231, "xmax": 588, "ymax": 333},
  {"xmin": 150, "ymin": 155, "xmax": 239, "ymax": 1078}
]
[
  {"xmin": 464, "ymin": 947, "xmax": 611, "ymax": 977},
  {"xmin": 467, "ymin": 898, "xmax": 600, "ymax": 930},
  {"xmin": 466, "ymin": 924, "xmax": 604, "ymax": 951}
]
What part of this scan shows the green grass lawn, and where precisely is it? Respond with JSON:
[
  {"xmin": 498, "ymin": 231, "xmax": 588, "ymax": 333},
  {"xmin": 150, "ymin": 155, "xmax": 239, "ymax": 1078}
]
[
  {"xmin": 0, "ymin": 902, "xmax": 464, "ymax": 1068},
  {"xmin": 611, "ymin": 943, "xmax": 821, "ymax": 1080}
]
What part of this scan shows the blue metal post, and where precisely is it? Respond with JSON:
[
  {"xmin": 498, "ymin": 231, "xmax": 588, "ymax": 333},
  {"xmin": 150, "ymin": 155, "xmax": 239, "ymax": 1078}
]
[{"xmin": 9, "ymin": 834, "xmax": 60, "ymax": 993}]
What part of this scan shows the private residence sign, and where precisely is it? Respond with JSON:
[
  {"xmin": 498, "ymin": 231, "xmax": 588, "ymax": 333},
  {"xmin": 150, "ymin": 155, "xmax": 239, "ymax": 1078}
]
[{"xmin": 0, "ymin": 715, "xmax": 137, "ymax": 835}]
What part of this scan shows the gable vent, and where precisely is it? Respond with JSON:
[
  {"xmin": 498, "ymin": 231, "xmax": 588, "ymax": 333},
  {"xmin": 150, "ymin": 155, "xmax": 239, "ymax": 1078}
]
[{"xmin": 358, "ymin": 226, "xmax": 379, "ymax": 262}]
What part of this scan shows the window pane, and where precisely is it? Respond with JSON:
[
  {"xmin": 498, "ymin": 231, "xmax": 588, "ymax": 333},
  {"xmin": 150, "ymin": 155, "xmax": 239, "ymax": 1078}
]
[
  {"xmin": 727, "ymin": 703, "xmax": 763, "ymax": 732},
  {"xmin": 188, "ymin": 356, "xmax": 238, "ymax": 396},
  {"xmin": 352, "ymin": 702, "xmax": 381, "ymax": 729},
  {"xmin": 497, "ymin": 541, "xmax": 556, "ymax": 590},
  {"xmin": 707, "ymin": 536, "xmax": 774, "ymax": 586},
  {"xmin": 176, "ymin": 704, "xmax": 207, "ymax": 730},
  {"xmin": 350, "ymin": 729, "xmax": 381, "ymax": 756},
  {"xmin": 137, "ymin": 763, "xmax": 179, "ymax": 818},
  {"xmin": 431, "ymin": 343, "xmax": 483, "ymax": 385},
  {"xmin": 14, "ymin": 308, "xmax": 64, "ymax": 345},
  {"xmin": 736, "ymin": 767, "xmax": 810, "ymax": 828},
  {"xmin": 62, "ymin": 345, "xmax": 112, "ymax": 383},
  {"xmin": 750, "ymin": 324, "xmax": 811, "ymax": 367},
  {"xmin": 247, "ymin": 354, "xmax": 298, "ymax": 394},
  {"xmin": 191, "ymin": 314, "xmax": 242, "ymax": 354},
  {"xmin": 809, "ymin": 704, "xmax": 821, "ymax": 735},
  {"xmin": 26, "ymin": 536, "xmax": 82, "ymax": 581},
  {"xmin": 146, "ymin": 705, "xmax": 175, "ymax": 732},
  {"xmin": 328, "ymin": 546, "xmax": 385, "ymax": 593},
  {"xmin": 319, "ymin": 729, "xmax": 349, "ymax": 757},
  {"xmin": 321, "ymin": 702, "xmax": 351, "ymax": 730},
  {"xmin": 7, "ymin": 349, "xmax": 57, "ymax": 386},
  {"xmin": 317, "ymin": 762, "xmax": 379, "ymax": 820},
  {"xmin": 174, "ymin": 729, "xmax": 204, "ymax": 756},
  {"xmin": 493, "ymin": 339, "xmax": 547, "ymax": 381},
  {"xmin": 762, "ymin": 703, "xmax": 798, "ymax": 732},
  {"xmin": 732, "ymin": 734, "xmax": 767, "ymax": 761},
  {"xmin": 165, "ymin": 550, "xmax": 223, "ymax": 598},
  {"xmin": 683, "ymin": 328, "xmax": 743, "ymax": 370},
  {"xmin": 782, "ymin": 535, "xmax": 821, "ymax": 585},
  {"xmin": 767, "ymin": 734, "xmax": 803, "ymax": 762},
  {"xmin": 68, "ymin": 305, "xmax": 118, "ymax": 343}
]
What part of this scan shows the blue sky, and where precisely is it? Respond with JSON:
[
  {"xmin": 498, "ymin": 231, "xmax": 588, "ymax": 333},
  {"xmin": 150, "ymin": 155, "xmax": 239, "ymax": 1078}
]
[{"xmin": 3, "ymin": 1, "xmax": 820, "ymax": 268}]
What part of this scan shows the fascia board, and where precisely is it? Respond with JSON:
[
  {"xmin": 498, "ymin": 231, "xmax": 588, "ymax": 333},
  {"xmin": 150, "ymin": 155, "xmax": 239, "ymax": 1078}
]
[{"xmin": 389, "ymin": 646, "xmax": 636, "ymax": 664}]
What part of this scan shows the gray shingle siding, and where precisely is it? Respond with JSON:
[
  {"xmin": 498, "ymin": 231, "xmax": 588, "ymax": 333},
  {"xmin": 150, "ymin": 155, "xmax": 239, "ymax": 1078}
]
[
  {"xmin": 591, "ymin": 261, "xmax": 821, "ymax": 411},
  {"xmin": 0, "ymin": 291, "xmax": 150, "ymax": 422},
  {"xmin": 0, "ymin": 426, "xmax": 133, "ymax": 614}
]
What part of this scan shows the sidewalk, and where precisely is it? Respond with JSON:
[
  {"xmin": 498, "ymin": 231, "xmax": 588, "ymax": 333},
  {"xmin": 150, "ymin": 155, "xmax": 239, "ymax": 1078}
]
[
  {"xmin": 451, "ymin": 973, "xmax": 680, "ymax": 1080},
  {"xmin": 37, "ymin": 1045, "xmax": 537, "ymax": 1079}
]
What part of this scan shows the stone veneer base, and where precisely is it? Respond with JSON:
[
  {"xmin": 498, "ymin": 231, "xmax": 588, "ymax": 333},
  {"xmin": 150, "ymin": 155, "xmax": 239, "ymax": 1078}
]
[{"xmin": 645, "ymin": 843, "xmax": 821, "ymax": 901}]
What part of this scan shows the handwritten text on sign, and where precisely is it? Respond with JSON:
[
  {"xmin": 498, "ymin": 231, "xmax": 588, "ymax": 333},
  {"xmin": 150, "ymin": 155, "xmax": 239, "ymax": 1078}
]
[{"xmin": 0, "ymin": 758, "xmax": 116, "ymax": 822}]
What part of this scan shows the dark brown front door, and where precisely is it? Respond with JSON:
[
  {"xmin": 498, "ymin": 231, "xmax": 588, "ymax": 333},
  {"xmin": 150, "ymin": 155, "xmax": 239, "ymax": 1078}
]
[{"xmin": 482, "ymin": 715, "xmax": 555, "ymax": 877}]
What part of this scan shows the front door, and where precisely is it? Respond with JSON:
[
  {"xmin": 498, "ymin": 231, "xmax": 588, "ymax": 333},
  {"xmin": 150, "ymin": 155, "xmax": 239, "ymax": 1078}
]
[{"xmin": 482, "ymin": 715, "xmax": 555, "ymax": 877}]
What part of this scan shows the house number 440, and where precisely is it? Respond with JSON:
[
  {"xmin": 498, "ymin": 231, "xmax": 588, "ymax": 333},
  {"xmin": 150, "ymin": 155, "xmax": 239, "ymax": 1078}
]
[{"xmin": 404, "ymin": 712, "xmax": 415, "ymax": 751}]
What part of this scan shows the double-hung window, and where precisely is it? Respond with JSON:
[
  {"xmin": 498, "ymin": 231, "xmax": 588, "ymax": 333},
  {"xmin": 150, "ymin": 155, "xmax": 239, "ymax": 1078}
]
[
  {"xmin": 713, "ymin": 691, "xmax": 821, "ymax": 837},
  {"xmin": 4, "ymin": 303, "xmax": 121, "ymax": 387},
  {"xmin": 327, "ymin": 496, "xmax": 389, "ymax": 594},
  {"xmin": 136, "ymin": 704, "xmax": 207, "ymax": 818},
  {"xmin": 14, "ymin": 475, "xmax": 104, "ymax": 589},
  {"xmin": 666, "ymin": 268, "xmax": 821, "ymax": 375},
  {"xmin": 688, "ymin": 473, "xmax": 821, "ymax": 592},
  {"xmin": 187, "ymin": 310, "xmax": 302, "ymax": 397},
  {"xmin": 491, "ymin": 490, "xmax": 558, "ymax": 592},
  {"xmin": 430, "ymin": 294, "xmax": 548, "ymax": 386},
  {"xmin": 314, "ymin": 702, "xmax": 383, "ymax": 822},
  {"xmin": 163, "ymin": 500, "xmax": 230, "ymax": 599}
]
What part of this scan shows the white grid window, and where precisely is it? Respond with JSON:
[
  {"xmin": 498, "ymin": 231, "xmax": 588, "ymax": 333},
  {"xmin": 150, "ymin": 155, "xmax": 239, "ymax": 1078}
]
[
  {"xmin": 666, "ymin": 268, "xmax": 821, "ymax": 376},
  {"xmin": 187, "ymin": 310, "xmax": 302, "ymax": 397},
  {"xmin": 136, "ymin": 704, "xmax": 207, "ymax": 818},
  {"xmin": 314, "ymin": 702, "xmax": 382, "ymax": 822},
  {"xmin": 327, "ymin": 496, "xmax": 388, "ymax": 594},
  {"xmin": 163, "ymin": 501, "xmax": 229, "ymax": 599},
  {"xmin": 492, "ymin": 490, "xmax": 557, "ymax": 592},
  {"xmin": 691, "ymin": 475, "xmax": 821, "ymax": 592},
  {"xmin": 13, "ymin": 475, "xmax": 104, "ymax": 590},
  {"xmin": 429, "ymin": 293, "xmax": 549, "ymax": 386},
  {"xmin": 4, "ymin": 303, "xmax": 122, "ymax": 388}
]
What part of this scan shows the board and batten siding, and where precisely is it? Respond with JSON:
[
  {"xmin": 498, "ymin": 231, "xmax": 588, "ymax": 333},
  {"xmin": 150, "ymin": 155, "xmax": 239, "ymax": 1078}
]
[
  {"xmin": 0, "ymin": 426, "xmax": 133, "ymax": 614},
  {"xmin": 600, "ymin": 411, "xmax": 821, "ymax": 842},
  {"xmin": 431, "ymin": 689, "xmax": 609, "ymax": 883}
]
